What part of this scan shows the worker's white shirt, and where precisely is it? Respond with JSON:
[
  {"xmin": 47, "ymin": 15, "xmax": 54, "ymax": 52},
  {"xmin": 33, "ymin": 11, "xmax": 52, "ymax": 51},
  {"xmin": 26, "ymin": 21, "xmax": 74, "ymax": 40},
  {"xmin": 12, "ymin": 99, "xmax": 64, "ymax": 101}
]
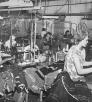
[{"xmin": 5, "ymin": 40, "xmax": 16, "ymax": 48}]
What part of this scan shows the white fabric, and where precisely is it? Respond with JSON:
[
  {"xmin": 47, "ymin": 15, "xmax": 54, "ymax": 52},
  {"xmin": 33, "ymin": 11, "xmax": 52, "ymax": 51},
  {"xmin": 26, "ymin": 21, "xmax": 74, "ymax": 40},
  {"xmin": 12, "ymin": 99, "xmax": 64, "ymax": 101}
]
[
  {"xmin": 23, "ymin": 45, "xmax": 39, "ymax": 61},
  {"xmin": 5, "ymin": 40, "xmax": 16, "ymax": 49}
]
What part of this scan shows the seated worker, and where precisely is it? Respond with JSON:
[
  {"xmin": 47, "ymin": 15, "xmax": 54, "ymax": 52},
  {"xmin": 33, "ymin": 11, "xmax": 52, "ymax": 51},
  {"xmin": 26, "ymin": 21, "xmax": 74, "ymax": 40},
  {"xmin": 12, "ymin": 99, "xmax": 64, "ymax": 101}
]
[
  {"xmin": 41, "ymin": 28, "xmax": 47, "ymax": 38},
  {"xmin": 36, "ymin": 28, "xmax": 47, "ymax": 54},
  {"xmin": 64, "ymin": 30, "xmax": 92, "ymax": 91},
  {"xmin": 36, "ymin": 30, "xmax": 52, "ymax": 63},
  {"xmin": 43, "ymin": 32, "xmax": 52, "ymax": 50},
  {"xmin": 4, "ymin": 35, "xmax": 18, "ymax": 63},
  {"xmin": 38, "ymin": 32, "xmax": 52, "ymax": 63},
  {"xmin": 40, "ymin": 32, "xmax": 52, "ymax": 54},
  {"xmin": 5, "ymin": 35, "xmax": 16, "ymax": 49},
  {"xmin": 63, "ymin": 30, "xmax": 74, "ymax": 53},
  {"xmin": 0, "ymin": 42, "xmax": 11, "ymax": 65}
]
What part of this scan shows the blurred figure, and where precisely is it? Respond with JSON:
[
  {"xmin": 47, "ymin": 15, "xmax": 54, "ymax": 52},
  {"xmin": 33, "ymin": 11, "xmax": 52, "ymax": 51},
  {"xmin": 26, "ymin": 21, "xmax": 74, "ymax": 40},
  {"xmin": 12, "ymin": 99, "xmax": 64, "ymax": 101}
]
[
  {"xmin": 5, "ymin": 35, "xmax": 18, "ymax": 63},
  {"xmin": 36, "ymin": 29, "xmax": 53, "ymax": 63},
  {"xmin": 63, "ymin": 30, "xmax": 73, "ymax": 39},
  {"xmin": 5, "ymin": 35, "xmax": 16, "ymax": 49},
  {"xmin": 0, "ymin": 41, "xmax": 11, "ymax": 65},
  {"xmin": 42, "ymin": 32, "xmax": 52, "ymax": 53},
  {"xmin": 39, "ymin": 32, "xmax": 52, "ymax": 63},
  {"xmin": 41, "ymin": 28, "xmax": 47, "ymax": 38},
  {"xmin": 36, "ymin": 28, "xmax": 47, "ymax": 53},
  {"xmin": 63, "ymin": 30, "xmax": 74, "ymax": 53}
]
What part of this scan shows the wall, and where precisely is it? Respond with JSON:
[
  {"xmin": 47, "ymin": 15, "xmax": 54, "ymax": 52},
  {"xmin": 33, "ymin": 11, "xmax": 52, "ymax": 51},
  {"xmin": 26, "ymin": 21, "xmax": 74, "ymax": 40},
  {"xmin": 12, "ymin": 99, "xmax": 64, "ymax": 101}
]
[{"xmin": 40, "ymin": 0, "xmax": 92, "ymax": 14}]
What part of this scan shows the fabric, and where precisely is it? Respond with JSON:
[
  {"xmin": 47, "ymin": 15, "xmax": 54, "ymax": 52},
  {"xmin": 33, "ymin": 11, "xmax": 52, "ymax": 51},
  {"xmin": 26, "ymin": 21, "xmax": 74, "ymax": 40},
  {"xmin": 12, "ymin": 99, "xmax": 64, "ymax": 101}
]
[
  {"xmin": 45, "ymin": 72, "xmax": 91, "ymax": 102},
  {"xmin": 24, "ymin": 68, "xmax": 44, "ymax": 94},
  {"xmin": 64, "ymin": 45, "xmax": 85, "ymax": 82},
  {"xmin": 0, "ymin": 70, "xmax": 15, "ymax": 95},
  {"xmin": 45, "ymin": 72, "xmax": 71, "ymax": 102},
  {"xmin": 62, "ymin": 71, "xmax": 91, "ymax": 102}
]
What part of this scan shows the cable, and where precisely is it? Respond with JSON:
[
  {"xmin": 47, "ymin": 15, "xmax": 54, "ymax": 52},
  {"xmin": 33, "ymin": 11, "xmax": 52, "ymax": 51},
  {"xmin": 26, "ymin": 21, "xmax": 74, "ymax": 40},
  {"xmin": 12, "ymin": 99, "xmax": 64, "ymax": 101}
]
[{"xmin": 62, "ymin": 76, "xmax": 79, "ymax": 101}]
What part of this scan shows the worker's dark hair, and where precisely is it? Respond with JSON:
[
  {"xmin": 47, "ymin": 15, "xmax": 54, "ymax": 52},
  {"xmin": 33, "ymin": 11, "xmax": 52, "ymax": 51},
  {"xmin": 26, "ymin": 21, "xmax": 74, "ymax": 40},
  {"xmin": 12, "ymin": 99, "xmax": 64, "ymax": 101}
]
[
  {"xmin": 42, "ymin": 28, "xmax": 46, "ymax": 31},
  {"xmin": 44, "ymin": 32, "xmax": 52, "ymax": 38}
]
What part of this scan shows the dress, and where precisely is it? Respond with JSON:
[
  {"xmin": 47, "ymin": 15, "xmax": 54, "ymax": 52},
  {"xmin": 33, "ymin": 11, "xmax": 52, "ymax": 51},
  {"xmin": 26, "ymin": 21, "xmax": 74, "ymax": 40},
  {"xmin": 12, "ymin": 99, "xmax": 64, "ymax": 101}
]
[{"xmin": 64, "ymin": 45, "xmax": 86, "ymax": 82}]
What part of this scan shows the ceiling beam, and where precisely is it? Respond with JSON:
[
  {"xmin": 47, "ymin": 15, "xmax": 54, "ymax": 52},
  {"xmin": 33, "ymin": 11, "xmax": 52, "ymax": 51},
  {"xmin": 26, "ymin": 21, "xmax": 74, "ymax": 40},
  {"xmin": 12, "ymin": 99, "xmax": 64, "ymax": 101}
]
[
  {"xmin": 43, "ymin": 12, "xmax": 92, "ymax": 16},
  {"xmin": 0, "ymin": 6, "xmax": 42, "ymax": 12}
]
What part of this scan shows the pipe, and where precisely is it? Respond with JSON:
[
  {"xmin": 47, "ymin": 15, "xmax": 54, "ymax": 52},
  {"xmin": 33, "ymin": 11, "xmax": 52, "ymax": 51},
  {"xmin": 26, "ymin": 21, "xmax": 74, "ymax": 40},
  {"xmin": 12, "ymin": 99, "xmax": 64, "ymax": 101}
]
[
  {"xmin": 43, "ymin": 12, "xmax": 92, "ymax": 16},
  {"xmin": 0, "ymin": 6, "xmax": 41, "ymax": 11}
]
